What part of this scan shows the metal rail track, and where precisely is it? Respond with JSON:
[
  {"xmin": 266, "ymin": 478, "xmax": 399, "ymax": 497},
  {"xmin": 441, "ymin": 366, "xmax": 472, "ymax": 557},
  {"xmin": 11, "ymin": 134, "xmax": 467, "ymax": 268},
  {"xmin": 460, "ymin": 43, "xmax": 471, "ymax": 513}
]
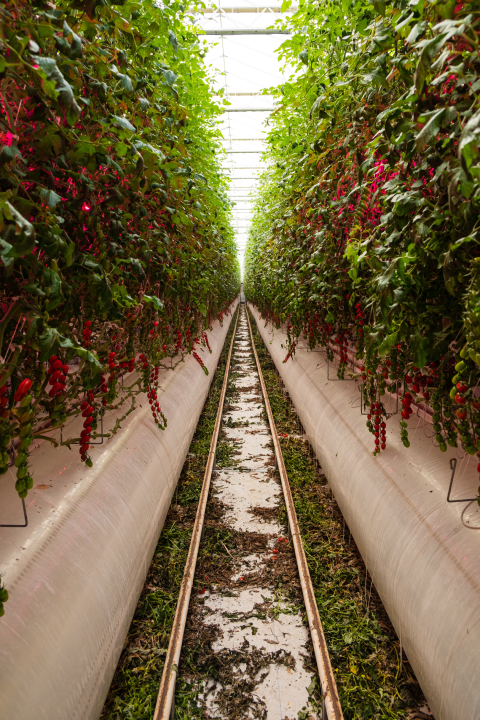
[
  {"xmin": 153, "ymin": 304, "xmax": 344, "ymax": 720},
  {"xmin": 246, "ymin": 308, "xmax": 344, "ymax": 720}
]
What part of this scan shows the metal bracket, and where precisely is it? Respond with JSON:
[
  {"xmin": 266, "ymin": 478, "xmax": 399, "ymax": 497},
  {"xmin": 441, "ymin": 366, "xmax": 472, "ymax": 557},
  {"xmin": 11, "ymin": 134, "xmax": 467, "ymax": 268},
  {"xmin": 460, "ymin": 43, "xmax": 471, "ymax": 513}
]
[
  {"xmin": 0, "ymin": 497, "xmax": 28, "ymax": 527},
  {"xmin": 1, "ymin": 444, "xmax": 28, "ymax": 527},
  {"xmin": 447, "ymin": 457, "xmax": 479, "ymax": 503},
  {"xmin": 326, "ymin": 354, "xmax": 355, "ymax": 381}
]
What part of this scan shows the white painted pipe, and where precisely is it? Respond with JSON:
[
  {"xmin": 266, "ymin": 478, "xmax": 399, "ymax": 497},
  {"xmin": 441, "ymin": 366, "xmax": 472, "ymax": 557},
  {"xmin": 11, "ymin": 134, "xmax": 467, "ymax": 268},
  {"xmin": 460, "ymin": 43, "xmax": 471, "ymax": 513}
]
[
  {"xmin": 250, "ymin": 303, "xmax": 480, "ymax": 720},
  {"xmin": 0, "ymin": 305, "xmax": 236, "ymax": 720}
]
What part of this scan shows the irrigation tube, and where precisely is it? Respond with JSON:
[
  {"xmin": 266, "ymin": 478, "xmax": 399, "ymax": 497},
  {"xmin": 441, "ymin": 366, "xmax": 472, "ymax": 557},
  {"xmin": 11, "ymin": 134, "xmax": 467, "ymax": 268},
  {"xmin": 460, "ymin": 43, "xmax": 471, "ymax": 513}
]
[
  {"xmin": 0, "ymin": 306, "xmax": 236, "ymax": 720},
  {"xmin": 249, "ymin": 303, "xmax": 480, "ymax": 720},
  {"xmin": 246, "ymin": 309, "xmax": 344, "ymax": 720},
  {"xmin": 153, "ymin": 308, "xmax": 239, "ymax": 720}
]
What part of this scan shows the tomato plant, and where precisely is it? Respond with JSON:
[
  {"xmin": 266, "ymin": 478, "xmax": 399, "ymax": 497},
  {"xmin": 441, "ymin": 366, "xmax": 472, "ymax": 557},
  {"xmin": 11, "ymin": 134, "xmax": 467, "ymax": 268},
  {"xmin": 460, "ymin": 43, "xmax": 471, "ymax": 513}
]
[{"xmin": 245, "ymin": 0, "xmax": 480, "ymax": 465}]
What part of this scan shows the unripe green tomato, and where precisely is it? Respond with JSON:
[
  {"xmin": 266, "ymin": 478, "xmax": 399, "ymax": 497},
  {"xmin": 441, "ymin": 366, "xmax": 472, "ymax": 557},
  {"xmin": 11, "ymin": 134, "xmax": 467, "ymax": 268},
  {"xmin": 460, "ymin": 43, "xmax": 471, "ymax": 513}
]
[
  {"xmin": 435, "ymin": 433, "xmax": 443, "ymax": 443},
  {"xmin": 433, "ymin": 423, "xmax": 441, "ymax": 431},
  {"xmin": 379, "ymin": 388, "xmax": 385, "ymax": 396},
  {"xmin": 0, "ymin": 450, "xmax": 8, "ymax": 465},
  {"xmin": 18, "ymin": 488, "xmax": 28, "ymax": 499},
  {"xmin": 26, "ymin": 475, "xmax": 33, "ymax": 490},
  {"xmin": 19, "ymin": 423, "xmax": 32, "ymax": 438},
  {"xmin": 0, "ymin": 587, "xmax": 8, "ymax": 602},
  {"xmin": 450, "ymin": 387, "xmax": 457, "ymax": 400},
  {"xmin": 439, "ymin": 442, "xmax": 447, "ymax": 452},
  {"xmin": 20, "ymin": 409, "xmax": 34, "ymax": 423},
  {"xmin": 19, "ymin": 394, "xmax": 32, "ymax": 408},
  {"xmin": 16, "ymin": 466, "xmax": 28, "ymax": 479},
  {"xmin": 0, "ymin": 435, "xmax": 10, "ymax": 449},
  {"xmin": 0, "ymin": 465, "xmax": 7, "ymax": 475},
  {"xmin": 465, "ymin": 445, "xmax": 476, "ymax": 455},
  {"xmin": 452, "ymin": 374, "xmax": 460, "ymax": 385},
  {"xmin": 455, "ymin": 361, "xmax": 466, "ymax": 372},
  {"xmin": 15, "ymin": 478, "xmax": 25, "ymax": 493},
  {"xmin": 18, "ymin": 437, "xmax": 32, "ymax": 452},
  {"xmin": 14, "ymin": 453, "xmax": 27, "ymax": 467},
  {"xmin": 447, "ymin": 437, "xmax": 457, "ymax": 447},
  {"xmin": 402, "ymin": 439, "xmax": 411, "ymax": 448}
]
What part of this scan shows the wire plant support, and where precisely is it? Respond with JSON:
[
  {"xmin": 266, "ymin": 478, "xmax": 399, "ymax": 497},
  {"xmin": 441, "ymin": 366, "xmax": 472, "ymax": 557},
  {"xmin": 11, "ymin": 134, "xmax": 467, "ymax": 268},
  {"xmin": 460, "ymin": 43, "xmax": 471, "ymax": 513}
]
[
  {"xmin": 1, "ymin": 443, "xmax": 28, "ymax": 528},
  {"xmin": 446, "ymin": 457, "xmax": 479, "ymax": 504}
]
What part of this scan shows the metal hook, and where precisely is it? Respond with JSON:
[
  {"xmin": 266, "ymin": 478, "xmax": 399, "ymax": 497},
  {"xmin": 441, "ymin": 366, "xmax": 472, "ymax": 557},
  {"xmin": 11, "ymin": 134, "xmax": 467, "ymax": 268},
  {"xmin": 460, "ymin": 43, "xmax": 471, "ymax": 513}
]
[
  {"xmin": 447, "ymin": 457, "xmax": 478, "ymax": 503},
  {"xmin": 326, "ymin": 354, "xmax": 355, "ymax": 381},
  {"xmin": 0, "ymin": 497, "xmax": 28, "ymax": 527}
]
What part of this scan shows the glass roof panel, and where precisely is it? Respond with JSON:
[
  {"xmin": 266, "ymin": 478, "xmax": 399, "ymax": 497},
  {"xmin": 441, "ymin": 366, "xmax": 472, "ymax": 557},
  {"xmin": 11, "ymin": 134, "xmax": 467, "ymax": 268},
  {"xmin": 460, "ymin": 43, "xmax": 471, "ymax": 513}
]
[{"xmin": 193, "ymin": 2, "xmax": 294, "ymax": 272}]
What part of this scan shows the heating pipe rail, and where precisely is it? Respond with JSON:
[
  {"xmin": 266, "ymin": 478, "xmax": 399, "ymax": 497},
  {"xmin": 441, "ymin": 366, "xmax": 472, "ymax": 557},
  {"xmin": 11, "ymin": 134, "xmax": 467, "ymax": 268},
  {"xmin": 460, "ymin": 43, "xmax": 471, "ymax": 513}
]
[
  {"xmin": 246, "ymin": 309, "xmax": 344, "ymax": 720},
  {"xmin": 153, "ymin": 308, "xmax": 239, "ymax": 720},
  {"xmin": 153, "ymin": 305, "xmax": 344, "ymax": 720}
]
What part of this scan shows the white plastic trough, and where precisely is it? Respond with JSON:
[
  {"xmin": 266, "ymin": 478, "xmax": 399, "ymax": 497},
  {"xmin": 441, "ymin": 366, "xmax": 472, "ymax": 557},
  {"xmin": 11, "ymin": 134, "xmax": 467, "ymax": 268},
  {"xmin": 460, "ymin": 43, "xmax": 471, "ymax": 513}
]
[
  {"xmin": 249, "ymin": 302, "xmax": 480, "ymax": 720},
  {"xmin": 0, "ymin": 304, "xmax": 236, "ymax": 720}
]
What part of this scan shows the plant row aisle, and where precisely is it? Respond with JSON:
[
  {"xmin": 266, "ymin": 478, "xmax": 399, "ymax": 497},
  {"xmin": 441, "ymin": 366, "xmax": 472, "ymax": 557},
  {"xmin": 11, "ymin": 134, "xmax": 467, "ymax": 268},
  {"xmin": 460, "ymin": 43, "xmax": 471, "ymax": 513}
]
[
  {"xmin": 244, "ymin": 0, "xmax": 480, "ymax": 469},
  {"xmin": 0, "ymin": 0, "xmax": 239, "ymax": 615}
]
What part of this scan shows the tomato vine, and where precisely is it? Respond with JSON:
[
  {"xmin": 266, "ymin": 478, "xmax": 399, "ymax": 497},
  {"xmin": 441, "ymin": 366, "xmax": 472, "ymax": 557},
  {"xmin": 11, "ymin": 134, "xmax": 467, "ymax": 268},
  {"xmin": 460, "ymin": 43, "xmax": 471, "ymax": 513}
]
[
  {"xmin": 245, "ymin": 0, "xmax": 480, "ymax": 466},
  {"xmin": 0, "ymin": 0, "xmax": 239, "ymax": 617}
]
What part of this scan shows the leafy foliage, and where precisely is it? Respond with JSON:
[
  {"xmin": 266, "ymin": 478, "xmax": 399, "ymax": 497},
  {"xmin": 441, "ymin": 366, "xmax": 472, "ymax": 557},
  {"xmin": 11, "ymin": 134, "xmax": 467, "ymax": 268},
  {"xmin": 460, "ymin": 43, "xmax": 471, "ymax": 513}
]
[
  {"xmin": 0, "ymin": 0, "xmax": 239, "ymax": 522},
  {"xmin": 245, "ymin": 0, "xmax": 480, "ymax": 466}
]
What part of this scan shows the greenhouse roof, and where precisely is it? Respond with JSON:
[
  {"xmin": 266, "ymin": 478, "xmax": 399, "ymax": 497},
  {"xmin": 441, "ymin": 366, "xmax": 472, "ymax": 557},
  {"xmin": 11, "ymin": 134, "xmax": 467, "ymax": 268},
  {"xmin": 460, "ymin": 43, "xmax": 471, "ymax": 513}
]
[{"xmin": 193, "ymin": 1, "xmax": 295, "ymax": 270}]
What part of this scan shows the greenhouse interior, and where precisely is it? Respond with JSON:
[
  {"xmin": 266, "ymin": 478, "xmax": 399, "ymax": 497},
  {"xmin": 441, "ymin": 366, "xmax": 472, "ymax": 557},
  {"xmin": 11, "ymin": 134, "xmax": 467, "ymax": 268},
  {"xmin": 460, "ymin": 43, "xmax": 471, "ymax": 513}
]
[{"xmin": 0, "ymin": 0, "xmax": 479, "ymax": 719}]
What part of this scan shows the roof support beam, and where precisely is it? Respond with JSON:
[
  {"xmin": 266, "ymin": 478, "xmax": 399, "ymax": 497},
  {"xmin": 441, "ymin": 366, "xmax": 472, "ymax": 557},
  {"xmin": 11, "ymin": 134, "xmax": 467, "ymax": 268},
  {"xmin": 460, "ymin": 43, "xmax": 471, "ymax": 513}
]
[{"xmin": 203, "ymin": 29, "xmax": 290, "ymax": 35}]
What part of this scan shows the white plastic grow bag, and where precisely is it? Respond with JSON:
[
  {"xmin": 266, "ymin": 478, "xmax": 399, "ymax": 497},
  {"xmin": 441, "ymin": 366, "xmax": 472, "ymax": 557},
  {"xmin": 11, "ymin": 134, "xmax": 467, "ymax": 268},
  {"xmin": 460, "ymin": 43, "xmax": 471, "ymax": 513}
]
[
  {"xmin": 0, "ymin": 304, "xmax": 236, "ymax": 720},
  {"xmin": 250, "ymin": 303, "xmax": 480, "ymax": 720}
]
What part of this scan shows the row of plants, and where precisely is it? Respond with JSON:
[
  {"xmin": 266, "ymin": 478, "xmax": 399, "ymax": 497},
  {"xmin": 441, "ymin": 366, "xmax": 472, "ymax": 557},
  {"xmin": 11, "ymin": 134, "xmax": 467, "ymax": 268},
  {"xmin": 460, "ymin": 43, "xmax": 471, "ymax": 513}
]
[
  {"xmin": 244, "ymin": 0, "xmax": 480, "ymax": 469},
  {"xmin": 0, "ymin": 0, "xmax": 239, "ymax": 517},
  {"xmin": 249, "ymin": 310, "xmax": 428, "ymax": 720}
]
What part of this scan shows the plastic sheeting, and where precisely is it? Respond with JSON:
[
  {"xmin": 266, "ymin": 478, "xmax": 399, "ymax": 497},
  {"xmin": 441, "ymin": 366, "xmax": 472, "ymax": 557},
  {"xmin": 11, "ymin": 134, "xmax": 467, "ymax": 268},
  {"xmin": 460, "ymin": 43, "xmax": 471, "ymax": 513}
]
[
  {"xmin": 250, "ymin": 303, "xmax": 480, "ymax": 720},
  {"xmin": 0, "ymin": 306, "xmax": 236, "ymax": 720}
]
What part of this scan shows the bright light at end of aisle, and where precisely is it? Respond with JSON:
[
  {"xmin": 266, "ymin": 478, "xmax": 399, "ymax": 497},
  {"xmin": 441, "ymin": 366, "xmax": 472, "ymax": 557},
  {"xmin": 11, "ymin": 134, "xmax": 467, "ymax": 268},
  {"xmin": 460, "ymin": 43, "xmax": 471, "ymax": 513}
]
[{"xmin": 193, "ymin": 1, "xmax": 295, "ymax": 276}]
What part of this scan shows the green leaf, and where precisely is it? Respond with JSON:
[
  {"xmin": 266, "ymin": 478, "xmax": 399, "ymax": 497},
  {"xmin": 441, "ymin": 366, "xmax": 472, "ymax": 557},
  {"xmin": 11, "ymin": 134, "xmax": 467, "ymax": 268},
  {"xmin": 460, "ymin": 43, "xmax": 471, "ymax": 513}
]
[
  {"xmin": 143, "ymin": 294, "xmax": 164, "ymax": 311},
  {"xmin": 299, "ymin": 50, "xmax": 309, "ymax": 65},
  {"xmin": 161, "ymin": 69, "xmax": 177, "ymax": 87},
  {"xmin": 168, "ymin": 30, "xmax": 178, "ymax": 51},
  {"xmin": 115, "ymin": 141, "xmax": 129, "ymax": 157},
  {"xmin": 39, "ymin": 188, "xmax": 63, "ymax": 209},
  {"xmin": 31, "ymin": 55, "xmax": 81, "ymax": 121},
  {"xmin": 378, "ymin": 331, "xmax": 398, "ymax": 356},
  {"xmin": 371, "ymin": 0, "xmax": 386, "ymax": 17},
  {"xmin": 415, "ymin": 107, "xmax": 456, "ymax": 152},
  {"xmin": 112, "ymin": 115, "xmax": 136, "ymax": 133},
  {"xmin": 118, "ymin": 73, "xmax": 134, "ymax": 93},
  {"xmin": 0, "ymin": 145, "xmax": 25, "ymax": 166}
]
